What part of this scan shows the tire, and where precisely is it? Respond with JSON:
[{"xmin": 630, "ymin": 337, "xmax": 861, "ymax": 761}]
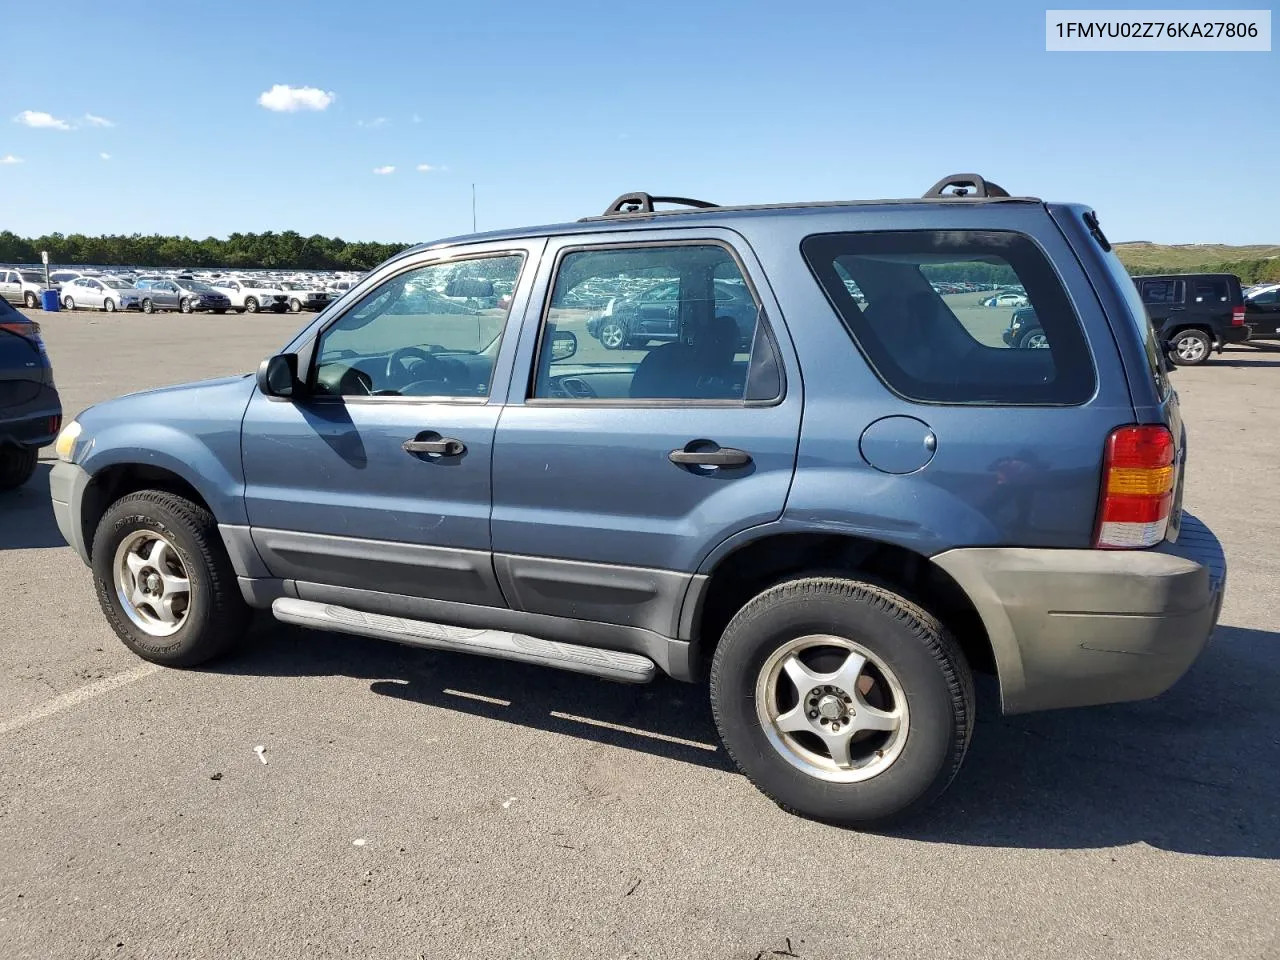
[
  {"xmin": 180, "ymin": 298, "xmax": 193, "ymax": 314},
  {"xmin": 104, "ymin": 298, "xmax": 117, "ymax": 313},
  {"xmin": 288, "ymin": 298, "xmax": 302, "ymax": 313},
  {"xmin": 1169, "ymin": 328, "xmax": 1211, "ymax": 366},
  {"xmin": 598, "ymin": 318, "xmax": 628, "ymax": 350},
  {"xmin": 0, "ymin": 446, "xmax": 39, "ymax": 491},
  {"xmin": 1018, "ymin": 328, "xmax": 1049, "ymax": 349},
  {"xmin": 710, "ymin": 576, "xmax": 974, "ymax": 827},
  {"xmin": 24, "ymin": 292, "xmax": 37, "ymax": 309},
  {"xmin": 63, "ymin": 297, "xmax": 75, "ymax": 311},
  {"xmin": 244, "ymin": 297, "xmax": 259, "ymax": 314},
  {"xmin": 142, "ymin": 298, "xmax": 154, "ymax": 315},
  {"xmin": 91, "ymin": 490, "xmax": 250, "ymax": 668}
]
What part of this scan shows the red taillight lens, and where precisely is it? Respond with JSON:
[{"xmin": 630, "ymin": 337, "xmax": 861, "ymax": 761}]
[
  {"xmin": 1231, "ymin": 305, "xmax": 1246, "ymax": 326},
  {"xmin": 1094, "ymin": 425, "xmax": 1176, "ymax": 549}
]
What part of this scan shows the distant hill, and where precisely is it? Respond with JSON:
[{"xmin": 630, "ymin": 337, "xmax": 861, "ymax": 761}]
[{"xmin": 1114, "ymin": 242, "xmax": 1280, "ymax": 284}]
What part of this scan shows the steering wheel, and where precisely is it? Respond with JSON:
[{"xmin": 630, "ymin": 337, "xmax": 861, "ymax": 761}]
[{"xmin": 386, "ymin": 346, "xmax": 441, "ymax": 386}]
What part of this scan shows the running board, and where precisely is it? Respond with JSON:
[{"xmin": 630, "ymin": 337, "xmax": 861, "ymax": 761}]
[{"xmin": 271, "ymin": 598, "xmax": 656, "ymax": 684}]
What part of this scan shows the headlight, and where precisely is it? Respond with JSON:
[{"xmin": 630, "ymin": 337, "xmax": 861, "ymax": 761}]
[{"xmin": 55, "ymin": 420, "xmax": 82, "ymax": 462}]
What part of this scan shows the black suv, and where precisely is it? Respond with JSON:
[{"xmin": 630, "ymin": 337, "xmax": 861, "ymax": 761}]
[
  {"xmin": 0, "ymin": 299, "xmax": 61, "ymax": 489},
  {"xmin": 1131, "ymin": 273, "xmax": 1247, "ymax": 366}
]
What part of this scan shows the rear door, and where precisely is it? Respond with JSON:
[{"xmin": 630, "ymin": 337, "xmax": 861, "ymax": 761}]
[
  {"xmin": 490, "ymin": 230, "xmax": 801, "ymax": 635},
  {"xmin": 1137, "ymin": 278, "xmax": 1184, "ymax": 342}
]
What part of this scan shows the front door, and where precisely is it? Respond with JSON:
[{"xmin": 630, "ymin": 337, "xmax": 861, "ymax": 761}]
[
  {"xmin": 1245, "ymin": 288, "xmax": 1280, "ymax": 339},
  {"xmin": 490, "ymin": 233, "xmax": 802, "ymax": 634},
  {"xmin": 241, "ymin": 244, "xmax": 541, "ymax": 607}
]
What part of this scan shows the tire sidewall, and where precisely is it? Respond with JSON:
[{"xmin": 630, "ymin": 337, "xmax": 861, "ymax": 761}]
[
  {"xmin": 1170, "ymin": 329, "xmax": 1210, "ymax": 365},
  {"xmin": 91, "ymin": 500, "xmax": 214, "ymax": 665},
  {"xmin": 142, "ymin": 299, "xmax": 153, "ymax": 314},
  {"xmin": 713, "ymin": 581, "xmax": 966, "ymax": 824}
]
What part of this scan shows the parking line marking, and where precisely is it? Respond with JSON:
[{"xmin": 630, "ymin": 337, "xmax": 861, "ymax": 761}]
[{"xmin": 0, "ymin": 663, "xmax": 161, "ymax": 737}]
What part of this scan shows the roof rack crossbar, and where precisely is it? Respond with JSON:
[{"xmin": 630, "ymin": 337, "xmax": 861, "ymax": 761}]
[
  {"xmin": 601, "ymin": 192, "xmax": 719, "ymax": 217},
  {"xmin": 922, "ymin": 173, "xmax": 1011, "ymax": 199}
]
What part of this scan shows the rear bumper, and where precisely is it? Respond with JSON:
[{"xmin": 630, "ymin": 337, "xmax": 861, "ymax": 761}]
[
  {"xmin": 1221, "ymin": 325, "xmax": 1250, "ymax": 346},
  {"xmin": 932, "ymin": 513, "xmax": 1226, "ymax": 714}
]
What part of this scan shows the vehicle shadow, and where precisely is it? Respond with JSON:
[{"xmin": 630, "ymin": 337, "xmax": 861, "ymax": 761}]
[
  {"xmin": 0, "ymin": 461, "xmax": 68, "ymax": 550},
  {"xmin": 219, "ymin": 618, "xmax": 1278, "ymax": 858},
  {"xmin": 1210, "ymin": 358, "xmax": 1280, "ymax": 368}
]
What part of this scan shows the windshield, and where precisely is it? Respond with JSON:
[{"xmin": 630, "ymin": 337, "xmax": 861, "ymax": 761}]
[
  {"xmin": 178, "ymin": 281, "xmax": 214, "ymax": 292},
  {"xmin": 105, "ymin": 280, "xmax": 132, "ymax": 289},
  {"xmin": 19, "ymin": 271, "xmax": 43, "ymax": 283}
]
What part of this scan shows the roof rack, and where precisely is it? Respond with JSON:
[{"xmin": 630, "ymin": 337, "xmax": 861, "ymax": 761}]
[
  {"xmin": 599, "ymin": 192, "xmax": 719, "ymax": 217},
  {"xmin": 922, "ymin": 173, "xmax": 1010, "ymax": 199}
]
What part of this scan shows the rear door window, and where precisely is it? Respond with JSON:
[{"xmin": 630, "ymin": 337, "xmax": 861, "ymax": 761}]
[
  {"xmin": 802, "ymin": 230, "xmax": 1095, "ymax": 405},
  {"xmin": 1192, "ymin": 279, "xmax": 1228, "ymax": 303}
]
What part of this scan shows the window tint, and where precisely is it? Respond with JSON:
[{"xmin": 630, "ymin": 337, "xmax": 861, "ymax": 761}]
[
  {"xmin": 802, "ymin": 230, "xmax": 1095, "ymax": 405},
  {"xmin": 313, "ymin": 253, "xmax": 524, "ymax": 399},
  {"xmin": 1251, "ymin": 290, "xmax": 1278, "ymax": 305},
  {"xmin": 1192, "ymin": 279, "xmax": 1228, "ymax": 303},
  {"xmin": 532, "ymin": 244, "xmax": 779, "ymax": 402},
  {"xmin": 1139, "ymin": 279, "xmax": 1184, "ymax": 305}
]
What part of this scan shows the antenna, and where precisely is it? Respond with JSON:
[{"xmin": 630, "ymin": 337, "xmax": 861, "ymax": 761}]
[{"xmin": 471, "ymin": 183, "xmax": 477, "ymax": 233}]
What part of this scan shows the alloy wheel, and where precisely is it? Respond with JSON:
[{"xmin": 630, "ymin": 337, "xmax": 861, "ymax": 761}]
[{"xmin": 113, "ymin": 530, "xmax": 192, "ymax": 638}]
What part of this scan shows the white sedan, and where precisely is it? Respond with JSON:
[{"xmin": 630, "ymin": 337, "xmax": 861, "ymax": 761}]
[
  {"xmin": 982, "ymin": 292, "xmax": 1029, "ymax": 308},
  {"xmin": 60, "ymin": 276, "xmax": 143, "ymax": 312}
]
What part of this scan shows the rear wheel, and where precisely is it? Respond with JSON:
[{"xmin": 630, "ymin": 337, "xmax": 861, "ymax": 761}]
[
  {"xmin": 1169, "ymin": 328, "xmax": 1211, "ymax": 366},
  {"xmin": 91, "ymin": 491, "xmax": 250, "ymax": 667},
  {"xmin": 142, "ymin": 298, "xmax": 154, "ymax": 315},
  {"xmin": 244, "ymin": 297, "xmax": 259, "ymax": 314},
  {"xmin": 1018, "ymin": 328, "xmax": 1049, "ymax": 349},
  {"xmin": 180, "ymin": 298, "xmax": 193, "ymax": 314},
  {"xmin": 288, "ymin": 298, "xmax": 302, "ymax": 313},
  {"xmin": 710, "ymin": 576, "xmax": 974, "ymax": 827},
  {"xmin": 598, "ymin": 318, "xmax": 628, "ymax": 350},
  {"xmin": 24, "ymin": 292, "xmax": 37, "ymax": 309},
  {"xmin": 0, "ymin": 446, "xmax": 39, "ymax": 491}
]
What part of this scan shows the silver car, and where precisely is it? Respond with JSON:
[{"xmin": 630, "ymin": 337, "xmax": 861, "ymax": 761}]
[
  {"xmin": 0, "ymin": 269, "xmax": 49, "ymax": 309},
  {"xmin": 60, "ymin": 276, "xmax": 142, "ymax": 312}
]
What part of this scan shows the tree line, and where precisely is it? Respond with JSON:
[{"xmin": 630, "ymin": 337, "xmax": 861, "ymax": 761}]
[{"xmin": 0, "ymin": 230, "xmax": 412, "ymax": 271}]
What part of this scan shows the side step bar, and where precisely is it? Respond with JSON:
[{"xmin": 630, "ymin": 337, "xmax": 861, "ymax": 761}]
[{"xmin": 271, "ymin": 598, "xmax": 656, "ymax": 684}]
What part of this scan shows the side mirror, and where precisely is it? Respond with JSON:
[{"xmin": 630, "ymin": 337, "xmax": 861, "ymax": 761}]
[
  {"xmin": 549, "ymin": 330, "xmax": 578, "ymax": 362},
  {"xmin": 257, "ymin": 353, "xmax": 301, "ymax": 398}
]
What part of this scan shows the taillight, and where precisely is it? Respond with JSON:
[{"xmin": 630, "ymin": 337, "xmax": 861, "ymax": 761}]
[
  {"xmin": 1094, "ymin": 425, "xmax": 1176, "ymax": 549},
  {"xmin": 0, "ymin": 321, "xmax": 38, "ymax": 338},
  {"xmin": 1231, "ymin": 305, "xmax": 1246, "ymax": 326}
]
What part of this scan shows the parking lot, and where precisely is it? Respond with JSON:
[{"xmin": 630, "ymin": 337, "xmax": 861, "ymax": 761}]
[{"xmin": 2, "ymin": 309, "xmax": 1277, "ymax": 959}]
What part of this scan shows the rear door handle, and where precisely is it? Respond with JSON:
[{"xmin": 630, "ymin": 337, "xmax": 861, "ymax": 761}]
[
  {"xmin": 403, "ymin": 435, "xmax": 466, "ymax": 457},
  {"xmin": 668, "ymin": 446, "xmax": 752, "ymax": 467}
]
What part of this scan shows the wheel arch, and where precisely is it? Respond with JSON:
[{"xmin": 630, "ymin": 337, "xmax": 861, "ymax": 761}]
[
  {"xmin": 685, "ymin": 531, "xmax": 995, "ymax": 683},
  {"xmin": 81, "ymin": 463, "xmax": 215, "ymax": 559}
]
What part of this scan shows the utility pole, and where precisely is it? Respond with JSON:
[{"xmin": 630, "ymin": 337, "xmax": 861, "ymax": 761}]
[{"xmin": 471, "ymin": 183, "xmax": 477, "ymax": 233}]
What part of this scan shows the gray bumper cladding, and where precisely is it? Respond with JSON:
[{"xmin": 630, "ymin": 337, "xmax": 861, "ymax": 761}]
[
  {"xmin": 933, "ymin": 513, "xmax": 1227, "ymax": 714},
  {"xmin": 271, "ymin": 597, "xmax": 657, "ymax": 684}
]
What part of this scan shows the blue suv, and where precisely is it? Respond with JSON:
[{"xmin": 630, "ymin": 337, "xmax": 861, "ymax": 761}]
[{"xmin": 49, "ymin": 175, "xmax": 1226, "ymax": 826}]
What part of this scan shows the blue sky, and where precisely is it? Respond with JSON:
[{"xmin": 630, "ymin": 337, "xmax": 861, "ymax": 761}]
[{"xmin": 2, "ymin": 0, "xmax": 1276, "ymax": 244}]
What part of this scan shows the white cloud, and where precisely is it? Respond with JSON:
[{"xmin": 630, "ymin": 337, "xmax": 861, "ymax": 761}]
[
  {"xmin": 357, "ymin": 117, "xmax": 389, "ymax": 128},
  {"xmin": 415, "ymin": 163, "xmax": 437, "ymax": 173},
  {"xmin": 14, "ymin": 110, "xmax": 72, "ymax": 130},
  {"xmin": 100, "ymin": 152, "xmax": 112, "ymax": 161},
  {"xmin": 0, "ymin": 154, "xmax": 22, "ymax": 165},
  {"xmin": 372, "ymin": 165, "xmax": 396, "ymax": 175},
  {"xmin": 84, "ymin": 113, "xmax": 115, "ymax": 128},
  {"xmin": 257, "ymin": 84, "xmax": 335, "ymax": 113}
]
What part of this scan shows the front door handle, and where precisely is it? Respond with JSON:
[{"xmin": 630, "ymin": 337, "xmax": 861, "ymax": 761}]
[
  {"xmin": 403, "ymin": 434, "xmax": 466, "ymax": 457},
  {"xmin": 668, "ymin": 445, "xmax": 752, "ymax": 467}
]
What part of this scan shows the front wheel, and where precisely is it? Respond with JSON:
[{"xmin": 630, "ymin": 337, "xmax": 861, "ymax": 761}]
[
  {"xmin": 63, "ymin": 297, "xmax": 76, "ymax": 311},
  {"xmin": 710, "ymin": 577, "xmax": 974, "ymax": 827},
  {"xmin": 180, "ymin": 298, "xmax": 193, "ymax": 314},
  {"xmin": 244, "ymin": 297, "xmax": 259, "ymax": 314},
  {"xmin": 288, "ymin": 298, "xmax": 302, "ymax": 313},
  {"xmin": 1169, "ymin": 328, "xmax": 1211, "ymax": 366},
  {"xmin": 91, "ymin": 490, "xmax": 251, "ymax": 667},
  {"xmin": 0, "ymin": 445, "xmax": 39, "ymax": 491},
  {"xmin": 141, "ymin": 298, "xmax": 154, "ymax": 315},
  {"xmin": 104, "ymin": 298, "xmax": 117, "ymax": 313},
  {"xmin": 598, "ymin": 318, "xmax": 628, "ymax": 350}
]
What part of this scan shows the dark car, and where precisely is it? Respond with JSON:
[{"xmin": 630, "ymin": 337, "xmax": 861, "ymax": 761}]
[
  {"xmin": 585, "ymin": 278, "xmax": 758, "ymax": 350},
  {"xmin": 133, "ymin": 279, "xmax": 232, "ymax": 315},
  {"xmin": 0, "ymin": 300, "xmax": 61, "ymax": 490},
  {"xmin": 1131, "ymin": 273, "xmax": 1247, "ymax": 366},
  {"xmin": 1001, "ymin": 306, "xmax": 1047, "ymax": 349},
  {"xmin": 1242, "ymin": 285, "xmax": 1280, "ymax": 341}
]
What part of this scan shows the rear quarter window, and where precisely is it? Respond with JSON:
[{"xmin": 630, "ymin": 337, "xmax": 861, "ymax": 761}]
[{"xmin": 801, "ymin": 230, "xmax": 1096, "ymax": 405}]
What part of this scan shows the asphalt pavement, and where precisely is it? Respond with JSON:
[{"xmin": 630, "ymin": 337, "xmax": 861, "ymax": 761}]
[{"xmin": 1, "ymin": 308, "xmax": 1277, "ymax": 959}]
